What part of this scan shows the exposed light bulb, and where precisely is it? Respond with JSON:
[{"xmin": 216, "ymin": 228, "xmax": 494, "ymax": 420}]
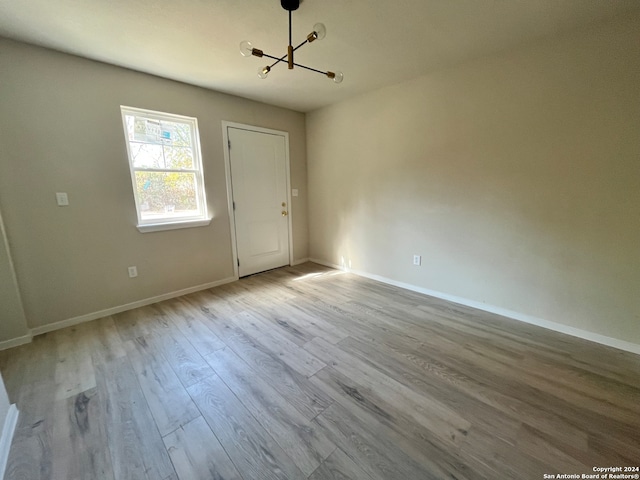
[
  {"xmin": 326, "ymin": 71, "xmax": 344, "ymax": 84},
  {"xmin": 258, "ymin": 66, "xmax": 270, "ymax": 79},
  {"xmin": 240, "ymin": 41, "xmax": 254, "ymax": 57},
  {"xmin": 312, "ymin": 23, "xmax": 326, "ymax": 41}
]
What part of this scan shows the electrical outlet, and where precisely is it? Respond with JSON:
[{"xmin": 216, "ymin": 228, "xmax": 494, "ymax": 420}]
[
  {"xmin": 413, "ymin": 255, "xmax": 421, "ymax": 266},
  {"xmin": 128, "ymin": 266, "xmax": 138, "ymax": 278},
  {"xmin": 56, "ymin": 192, "xmax": 69, "ymax": 206}
]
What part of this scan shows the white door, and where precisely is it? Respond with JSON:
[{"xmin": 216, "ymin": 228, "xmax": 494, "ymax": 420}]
[{"xmin": 228, "ymin": 127, "xmax": 290, "ymax": 277}]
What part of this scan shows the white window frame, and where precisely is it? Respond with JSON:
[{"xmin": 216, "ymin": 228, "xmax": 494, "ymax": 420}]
[{"xmin": 120, "ymin": 106, "xmax": 211, "ymax": 233}]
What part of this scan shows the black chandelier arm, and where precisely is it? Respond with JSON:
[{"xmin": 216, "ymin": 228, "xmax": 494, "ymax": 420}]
[
  {"xmin": 292, "ymin": 62, "xmax": 327, "ymax": 76},
  {"xmin": 262, "ymin": 52, "xmax": 331, "ymax": 77},
  {"xmin": 262, "ymin": 38, "xmax": 310, "ymax": 68},
  {"xmin": 293, "ymin": 38, "xmax": 309, "ymax": 52},
  {"xmin": 262, "ymin": 52, "xmax": 288, "ymax": 68},
  {"xmin": 264, "ymin": 56, "xmax": 328, "ymax": 76}
]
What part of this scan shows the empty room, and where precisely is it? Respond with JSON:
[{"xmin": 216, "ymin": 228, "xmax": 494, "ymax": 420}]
[{"xmin": 0, "ymin": 1, "xmax": 639, "ymax": 479}]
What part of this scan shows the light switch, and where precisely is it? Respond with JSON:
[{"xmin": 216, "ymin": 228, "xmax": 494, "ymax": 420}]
[
  {"xmin": 292, "ymin": 189, "xmax": 299, "ymax": 197},
  {"xmin": 56, "ymin": 192, "xmax": 69, "ymax": 206}
]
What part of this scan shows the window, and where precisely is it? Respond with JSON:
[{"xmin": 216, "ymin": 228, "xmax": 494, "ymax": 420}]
[{"xmin": 120, "ymin": 106, "xmax": 210, "ymax": 232}]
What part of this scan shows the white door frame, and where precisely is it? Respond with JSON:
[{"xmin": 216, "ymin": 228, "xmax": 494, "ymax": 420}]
[{"xmin": 222, "ymin": 121, "xmax": 293, "ymax": 279}]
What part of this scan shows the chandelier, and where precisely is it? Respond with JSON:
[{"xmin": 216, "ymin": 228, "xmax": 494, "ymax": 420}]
[{"xmin": 239, "ymin": 0, "xmax": 343, "ymax": 83}]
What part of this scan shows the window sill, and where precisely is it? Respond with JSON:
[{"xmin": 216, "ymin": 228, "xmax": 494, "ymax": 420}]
[{"xmin": 136, "ymin": 218, "xmax": 212, "ymax": 233}]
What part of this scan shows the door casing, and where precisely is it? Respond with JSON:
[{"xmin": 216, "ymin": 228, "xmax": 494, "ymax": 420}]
[{"xmin": 222, "ymin": 121, "xmax": 294, "ymax": 279}]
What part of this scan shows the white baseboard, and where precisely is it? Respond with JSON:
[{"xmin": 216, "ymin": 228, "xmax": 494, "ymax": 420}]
[
  {"xmin": 0, "ymin": 404, "xmax": 18, "ymax": 478},
  {"xmin": 25, "ymin": 276, "xmax": 238, "ymax": 338},
  {"xmin": 291, "ymin": 258, "xmax": 310, "ymax": 266},
  {"xmin": 309, "ymin": 258, "xmax": 640, "ymax": 356},
  {"xmin": 0, "ymin": 333, "xmax": 33, "ymax": 352}
]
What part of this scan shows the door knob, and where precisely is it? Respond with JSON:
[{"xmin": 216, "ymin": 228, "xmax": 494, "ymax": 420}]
[{"xmin": 282, "ymin": 210, "xmax": 288, "ymax": 216}]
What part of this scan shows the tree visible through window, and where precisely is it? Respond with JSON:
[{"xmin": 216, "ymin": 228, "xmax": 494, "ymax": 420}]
[{"xmin": 120, "ymin": 106, "xmax": 208, "ymax": 227}]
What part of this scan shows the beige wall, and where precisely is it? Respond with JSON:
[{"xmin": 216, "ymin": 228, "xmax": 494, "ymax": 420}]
[
  {"xmin": 307, "ymin": 14, "xmax": 640, "ymax": 345},
  {"xmin": 0, "ymin": 208, "xmax": 29, "ymax": 342},
  {"xmin": 0, "ymin": 38, "xmax": 308, "ymax": 331}
]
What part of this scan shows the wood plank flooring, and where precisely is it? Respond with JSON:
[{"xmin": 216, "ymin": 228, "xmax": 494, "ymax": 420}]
[{"xmin": 1, "ymin": 262, "xmax": 639, "ymax": 480}]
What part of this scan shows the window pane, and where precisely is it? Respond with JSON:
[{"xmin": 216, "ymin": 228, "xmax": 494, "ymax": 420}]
[
  {"xmin": 134, "ymin": 171, "xmax": 200, "ymax": 220},
  {"xmin": 130, "ymin": 143, "xmax": 164, "ymax": 168},
  {"xmin": 164, "ymin": 146, "xmax": 194, "ymax": 170},
  {"xmin": 161, "ymin": 120, "xmax": 192, "ymax": 147},
  {"xmin": 127, "ymin": 115, "xmax": 164, "ymax": 145}
]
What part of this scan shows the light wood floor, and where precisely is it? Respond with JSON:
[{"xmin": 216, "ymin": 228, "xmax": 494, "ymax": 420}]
[{"xmin": 1, "ymin": 262, "xmax": 639, "ymax": 480}]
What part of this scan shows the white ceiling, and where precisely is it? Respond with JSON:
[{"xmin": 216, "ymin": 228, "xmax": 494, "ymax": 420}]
[{"xmin": 1, "ymin": 0, "xmax": 638, "ymax": 112}]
